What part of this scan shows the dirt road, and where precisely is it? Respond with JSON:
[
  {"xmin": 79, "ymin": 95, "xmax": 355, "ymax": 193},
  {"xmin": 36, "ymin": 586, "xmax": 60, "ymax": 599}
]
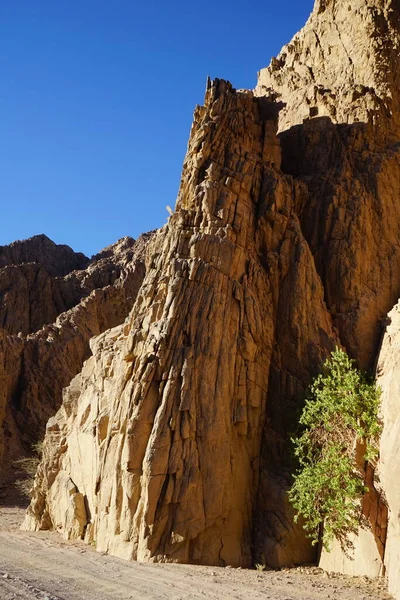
[{"xmin": 0, "ymin": 465, "xmax": 393, "ymax": 600}]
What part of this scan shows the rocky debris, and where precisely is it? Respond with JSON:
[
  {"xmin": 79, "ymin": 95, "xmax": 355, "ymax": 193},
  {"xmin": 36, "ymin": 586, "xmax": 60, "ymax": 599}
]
[{"xmin": 0, "ymin": 232, "xmax": 152, "ymax": 468}]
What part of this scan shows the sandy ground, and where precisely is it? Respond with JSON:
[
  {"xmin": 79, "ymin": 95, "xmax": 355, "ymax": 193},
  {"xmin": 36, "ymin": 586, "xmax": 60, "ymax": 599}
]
[{"xmin": 0, "ymin": 462, "xmax": 394, "ymax": 600}]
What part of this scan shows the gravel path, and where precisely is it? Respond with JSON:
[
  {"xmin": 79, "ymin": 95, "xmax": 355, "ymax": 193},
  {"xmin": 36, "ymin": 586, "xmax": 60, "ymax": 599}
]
[{"xmin": 0, "ymin": 466, "xmax": 393, "ymax": 600}]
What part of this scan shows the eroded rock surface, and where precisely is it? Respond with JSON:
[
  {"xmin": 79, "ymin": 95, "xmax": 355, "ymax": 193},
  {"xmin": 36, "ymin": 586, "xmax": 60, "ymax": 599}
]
[
  {"xmin": 255, "ymin": 0, "xmax": 400, "ymax": 137},
  {"xmin": 0, "ymin": 234, "xmax": 151, "ymax": 467},
  {"xmin": 375, "ymin": 304, "xmax": 400, "ymax": 599},
  {"xmin": 0, "ymin": 234, "xmax": 89, "ymax": 276},
  {"xmin": 20, "ymin": 0, "xmax": 400, "ymax": 594},
  {"xmin": 25, "ymin": 79, "xmax": 338, "ymax": 567}
]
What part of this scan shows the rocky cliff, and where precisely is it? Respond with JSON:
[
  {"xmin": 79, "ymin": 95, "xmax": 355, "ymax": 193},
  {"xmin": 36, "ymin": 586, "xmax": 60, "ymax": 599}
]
[
  {"xmin": 16, "ymin": 0, "xmax": 400, "ymax": 596},
  {"xmin": 24, "ymin": 80, "xmax": 338, "ymax": 566},
  {"xmin": 0, "ymin": 234, "xmax": 151, "ymax": 467},
  {"xmin": 375, "ymin": 305, "xmax": 400, "ymax": 599}
]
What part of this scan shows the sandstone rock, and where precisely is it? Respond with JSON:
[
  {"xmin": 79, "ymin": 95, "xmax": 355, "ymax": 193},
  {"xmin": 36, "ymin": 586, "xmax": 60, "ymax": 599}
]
[
  {"xmin": 0, "ymin": 235, "xmax": 139, "ymax": 336},
  {"xmin": 374, "ymin": 305, "xmax": 400, "ymax": 598},
  {"xmin": 19, "ymin": 0, "xmax": 400, "ymax": 588},
  {"xmin": 25, "ymin": 79, "xmax": 338, "ymax": 567},
  {"xmin": 0, "ymin": 234, "xmax": 89, "ymax": 276},
  {"xmin": 255, "ymin": 0, "xmax": 400, "ymax": 138},
  {"xmin": 255, "ymin": 0, "xmax": 400, "ymax": 371},
  {"xmin": 0, "ymin": 233, "xmax": 151, "ymax": 469},
  {"xmin": 320, "ymin": 302, "xmax": 400, "ymax": 599}
]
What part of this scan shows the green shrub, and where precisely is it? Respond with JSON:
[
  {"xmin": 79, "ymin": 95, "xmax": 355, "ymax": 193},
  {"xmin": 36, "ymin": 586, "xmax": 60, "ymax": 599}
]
[{"xmin": 288, "ymin": 347, "xmax": 381, "ymax": 550}]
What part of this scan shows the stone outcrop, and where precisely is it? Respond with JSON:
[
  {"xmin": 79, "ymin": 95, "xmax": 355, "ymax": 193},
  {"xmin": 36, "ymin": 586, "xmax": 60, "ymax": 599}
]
[
  {"xmin": 25, "ymin": 79, "xmax": 338, "ymax": 566},
  {"xmin": 375, "ymin": 304, "xmax": 400, "ymax": 599},
  {"xmin": 19, "ymin": 0, "xmax": 400, "ymax": 595},
  {"xmin": 256, "ymin": 0, "xmax": 400, "ymax": 371},
  {"xmin": 0, "ymin": 234, "xmax": 89, "ymax": 277},
  {"xmin": 0, "ymin": 235, "xmax": 141, "ymax": 336},
  {"xmin": 255, "ymin": 0, "xmax": 400, "ymax": 137},
  {"xmin": 0, "ymin": 234, "xmax": 151, "ymax": 467}
]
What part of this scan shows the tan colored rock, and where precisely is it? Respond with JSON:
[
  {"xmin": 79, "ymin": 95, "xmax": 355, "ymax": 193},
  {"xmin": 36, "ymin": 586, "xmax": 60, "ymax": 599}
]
[
  {"xmin": 254, "ymin": 0, "xmax": 400, "ymax": 371},
  {"xmin": 319, "ymin": 528, "xmax": 383, "ymax": 577},
  {"xmin": 25, "ymin": 79, "xmax": 338, "ymax": 567},
  {"xmin": 0, "ymin": 234, "xmax": 139, "ymax": 336},
  {"xmin": 320, "ymin": 302, "xmax": 400, "ymax": 599},
  {"xmin": 19, "ymin": 0, "xmax": 400, "ymax": 581},
  {"xmin": 255, "ymin": 0, "xmax": 400, "ymax": 138},
  {"xmin": 375, "ymin": 304, "xmax": 400, "ymax": 599},
  {"xmin": 0, "ymin": 233, "xmax": 151, "ymax": 468}
]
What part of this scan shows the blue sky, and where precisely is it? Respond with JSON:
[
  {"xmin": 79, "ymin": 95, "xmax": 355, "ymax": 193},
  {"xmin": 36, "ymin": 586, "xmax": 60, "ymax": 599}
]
[{"xmin": 1, "ymin": 0, "xmax": 313, "ymax": 256}]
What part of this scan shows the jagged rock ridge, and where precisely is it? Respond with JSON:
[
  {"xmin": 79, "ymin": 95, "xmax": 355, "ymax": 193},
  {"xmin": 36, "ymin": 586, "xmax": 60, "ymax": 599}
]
[
  {"xmin": 0, "ymin": 234, "xmax": 89, "ymax": 277},
  {"xmin": 18, "ymin": 0, "xmax": 400, "ymax": 598},
  {"xmin": 0, "ymin": 233, "xmax": 152, "ymax": 466}
]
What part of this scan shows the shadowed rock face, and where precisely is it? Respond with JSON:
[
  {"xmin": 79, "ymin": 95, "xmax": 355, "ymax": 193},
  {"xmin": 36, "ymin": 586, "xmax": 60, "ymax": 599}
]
[
  {"xmin": 0, "ymin": 233, "xmax": 152, "ymax": 466},
  {"xmin": 0, "ymin": 234, "xmax": 89, "ymax": 277},
  {"xmin": 19, "ymin": 0, "xmax": 400, "ymax": 594},
  {"xmin": 256, "ymin": 0, "xmax": 400, "ymax": 371},
  {"xmin": 375, "ymin": 305, "xmax": 400, "ymax": 599}
]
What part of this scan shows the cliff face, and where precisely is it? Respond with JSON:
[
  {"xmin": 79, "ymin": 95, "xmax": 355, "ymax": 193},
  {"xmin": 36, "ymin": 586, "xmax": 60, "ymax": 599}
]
[
  {"xmin": 0, "ymin": 234, "xmax": 150, "ymax": 467},
  {"xmin": 256, "ymin": 0, "xmax": 400, "ymax": 136},
  {"xmin": 19, "ymin": 0, "xmax": 400, "ymax": 593},
  {"xmin": 375, "ymin": 305, "xmax": 400, "ymax": 599},
  {"xmin": 25, "ymin": 80, "xmax": 338, "ymax": 566},
  {"xmin": 257, "ymin": 0, "xmax": 400, "ymax": 371}
]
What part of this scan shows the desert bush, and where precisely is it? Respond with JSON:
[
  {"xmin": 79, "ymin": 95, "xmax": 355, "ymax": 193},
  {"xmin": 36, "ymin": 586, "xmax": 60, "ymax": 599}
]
[{"xmin": 288, "ymin": 347, "xmax": 381, "ymax": 550}]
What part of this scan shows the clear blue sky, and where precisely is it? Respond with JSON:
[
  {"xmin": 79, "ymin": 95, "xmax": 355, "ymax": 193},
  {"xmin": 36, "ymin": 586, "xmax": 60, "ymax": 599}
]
[{"xmin": 1, "ymin": 0, "xmax": 313, "ymax": 257}]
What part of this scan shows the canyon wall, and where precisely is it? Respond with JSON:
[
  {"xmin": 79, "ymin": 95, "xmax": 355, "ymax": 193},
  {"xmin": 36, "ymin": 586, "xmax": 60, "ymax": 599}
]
[
  {"xmin": 25, "ymin": 79, "xmax": 339, "ymax": 566},
  {"xmin": 375, "ymin": 305, "xmax": 400, "ymax": 599},
  {"xmin": 0, "ymin": 234, "xmax": 150, "ymax": 467},
  {"xmin": 10, "ymin": 0, "xmax": 400, "ymax": 596}
]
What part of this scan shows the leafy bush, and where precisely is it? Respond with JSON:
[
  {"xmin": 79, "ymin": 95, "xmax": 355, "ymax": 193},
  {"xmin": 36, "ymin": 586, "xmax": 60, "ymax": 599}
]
[{"xmin": 288, "ymin": 347, "xmax": 381, "ymax": 550}]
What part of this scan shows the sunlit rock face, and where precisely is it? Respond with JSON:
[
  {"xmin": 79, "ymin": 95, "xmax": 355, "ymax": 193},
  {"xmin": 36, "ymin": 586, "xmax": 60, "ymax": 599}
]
[
  {"xmin": 21, "ymin": 0, "xmax": 400, "ymax": 595},
  {"xmin": 24, "ymin": 79, "xmax": 338, "ymax": 566}
]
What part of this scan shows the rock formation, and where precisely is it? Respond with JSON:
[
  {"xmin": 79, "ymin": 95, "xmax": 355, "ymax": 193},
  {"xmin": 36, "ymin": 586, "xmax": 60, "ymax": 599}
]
[
  {"xmin": 375, "ymin": 305, "xmax": 400, "ymax": 599},
  {"xmin": 0, "ymin": 234, "xmax": 89, "ymax": 277},
  {"xmin": 0, "ymin": 234, "xmax": 151, "ymax": 467},
  {"xmin": 25, "ymin": 79, "xmax": 338, "ymax": 566},
  {"xmin": 13, "ymin": 0, "xmax": 400, "ymax": 597}
]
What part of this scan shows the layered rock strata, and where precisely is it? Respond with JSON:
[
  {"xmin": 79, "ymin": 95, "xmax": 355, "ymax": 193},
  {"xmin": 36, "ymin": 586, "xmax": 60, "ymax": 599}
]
[{"xmin": 0, "ymin": 234, "xmax": 150, "ymax": 466}]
